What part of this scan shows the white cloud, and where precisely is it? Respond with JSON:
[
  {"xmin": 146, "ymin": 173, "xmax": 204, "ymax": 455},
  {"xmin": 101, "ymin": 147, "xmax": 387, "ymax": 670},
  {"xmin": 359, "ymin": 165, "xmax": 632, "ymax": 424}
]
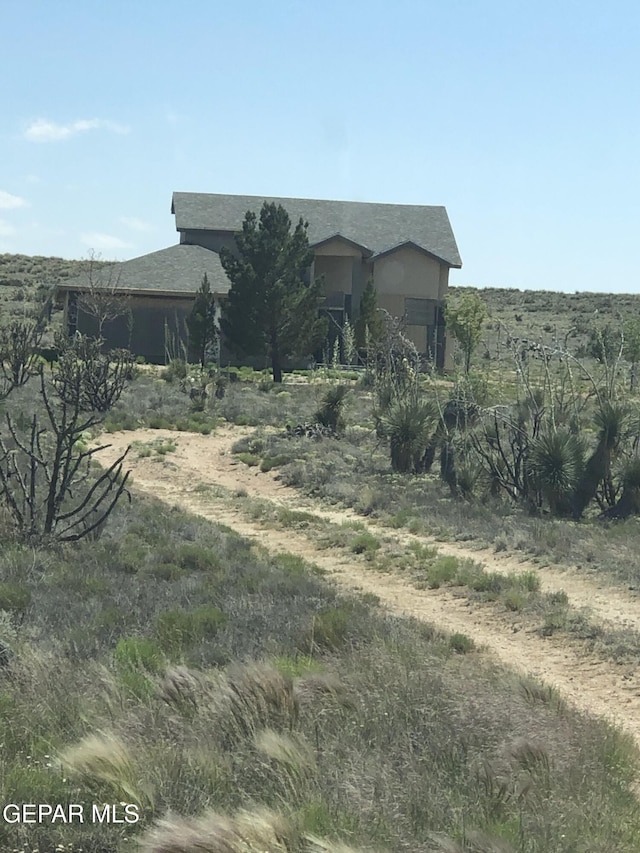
[
  {"xmin": 81, "ymin": 232, "xmax": 133, "ymax": 251},
  {"xmin": 25, "ymin": 118, "xmax": 130, "ymax": 142},
  {"xmin": 0, "ymin": 190, "xmax": 28, "ymax": 209},
  {"xmin": 120, "ymin": 216, "xmax": 153, "ymax": 233},
  {"xmin": 0, "ymin": 219, "xmax": 16, "ymax": 237}
]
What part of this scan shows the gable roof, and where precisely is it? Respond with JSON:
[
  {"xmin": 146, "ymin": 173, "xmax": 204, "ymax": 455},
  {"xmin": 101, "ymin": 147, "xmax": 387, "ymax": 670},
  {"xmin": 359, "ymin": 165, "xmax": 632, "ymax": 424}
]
[
  {"xmin": 370, "ymin": 240, "xmax": 453, "ymax": 264},
  {"xmin": 171, "ymin": 192, "xmax": 462, "ymax": 268},
  {"xmin": 57, "ymin": 244, "xmax": 232, "ymax": 296},
  {"xmin": 310, "ymin": 233, "xmax": 374, "ymax": 257}
]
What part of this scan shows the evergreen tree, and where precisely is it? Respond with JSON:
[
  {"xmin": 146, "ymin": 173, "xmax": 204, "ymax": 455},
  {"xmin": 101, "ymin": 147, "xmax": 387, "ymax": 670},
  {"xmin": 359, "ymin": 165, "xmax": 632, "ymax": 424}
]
[
  {"xmin": 187, "ymin": 273, "xmax": 218, "ymax": 368},
  {"xmin": 355, "ymin": 279, "xmax": 384, "ymax": 350},
  {"xmin": 220, "ymin": 203, "xmax": 327, "ymax": 382}
]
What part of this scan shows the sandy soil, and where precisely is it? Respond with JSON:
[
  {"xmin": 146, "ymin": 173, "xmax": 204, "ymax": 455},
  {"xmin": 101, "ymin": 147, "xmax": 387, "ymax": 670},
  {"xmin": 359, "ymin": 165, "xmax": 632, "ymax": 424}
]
[{"xmin": 95, "ymin": 426, "xmax": 640, "ymax": 747}]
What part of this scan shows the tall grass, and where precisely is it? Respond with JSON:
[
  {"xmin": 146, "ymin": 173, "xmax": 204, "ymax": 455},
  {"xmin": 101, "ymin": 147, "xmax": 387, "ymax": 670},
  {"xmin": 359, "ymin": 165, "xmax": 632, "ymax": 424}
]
[{"xmin": 0, "ymin": 492, "xmax": 638, "ymax": 851}]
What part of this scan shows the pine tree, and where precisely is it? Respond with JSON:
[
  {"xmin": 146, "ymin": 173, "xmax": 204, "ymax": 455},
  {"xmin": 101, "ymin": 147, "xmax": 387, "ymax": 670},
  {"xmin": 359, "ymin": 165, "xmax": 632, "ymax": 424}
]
[
  {"xmin": 187, "ymin": 273, "xmax": 217, "ymax": 369},
  {"xmin": 355, "ymin": 279, "xmax": 384, "ymax": 350},
  {"xmin": 220, "ymin": 203, "xmax": 328, "ymax": 383}
]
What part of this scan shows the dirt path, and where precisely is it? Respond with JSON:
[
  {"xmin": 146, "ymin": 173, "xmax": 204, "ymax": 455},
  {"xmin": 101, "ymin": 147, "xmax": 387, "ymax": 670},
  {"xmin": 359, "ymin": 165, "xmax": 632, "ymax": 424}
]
[{"xmin": 95, "ymin": 427, "xmax": 640, "ymax": 746}]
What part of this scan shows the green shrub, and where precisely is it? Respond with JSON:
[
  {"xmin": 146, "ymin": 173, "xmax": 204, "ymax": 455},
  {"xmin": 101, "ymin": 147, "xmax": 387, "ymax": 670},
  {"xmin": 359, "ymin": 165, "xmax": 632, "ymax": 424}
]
[
  {"xmin": 426, "ymin": 555, "xmax": 459, "ymax": 589},
  {"xmin": 260, "ymin": 454, "xmax": 292, "ymax": 473},
  {"xmin": 542, "ymin": 607, "xmax": 568, "ymax": 636},
  {"xmin": 0, "ymin": 582, "xmax": 31, "ymax": 613},
  {"xmin": 272, "ymin": 654, "xmax": 323, "ymax": 678},
  {"xmin": 111, "ymin": 538, "xmax": 147, "ymax": 574},
  {"xmin": 155, "ymin": 606, "xmax": 228, "ymax": 654},
  {"xmin": 449, "ymin": 632, "xmax": 475, "ymax": 654},
  {"xmin": 273, "ymin": 553, "xmax": 308, "ymax": 576},
  {"xmin": 306, "ymin": 605, "xmax": 354, "ymax": 651},
  {"xmin": 233, "ymin": 414, "xmax": 259, "ymax": 426},
  {"xmin": 277, "ymin": 508, "xmax": 317, "ymax": 528},
  {"xmin": 236, "ymin": 452, "xmax": 260, "ymax": 467},
  {"xmin": 148, "ymin": 562, "xmax": 185, "ymax": 581},
  {"xmin": 104, "ymin": 410, "xmax": 139, "ymax": 432},
  {"xmin": 149, "ymin": 415, "xmax": 172, "ymax": 430},
  {"xmin": 114, "ymin": 637, "xmax": 164, "ymax": 674},
  {"xmin": 351, "ymin": 532, "xmax": 380, "ymax": 555},
  {"xmin": 517, "ymin": 570, "xmax": 541, "ymax": 592},
  {"xmin": 155, "ymin": 442, "xmax": 176, "ymax": 455},
  {"xmin": 163, "ymin": 359, "xmax": 187, "ymax": 382},
  {"xmin": 177, "ymin": 543, "xmax": 221, "ymax": 573},
  {"xmin": 117, "ymin": 668, "xmax": 155, "ymax": 699},
  {"xmin": 548, "ymin": 589, "xmax": 569, "ymax": 605},
  {"xmin": 503, "ymin": 589, "xmax": 526, "ymax": 611}
]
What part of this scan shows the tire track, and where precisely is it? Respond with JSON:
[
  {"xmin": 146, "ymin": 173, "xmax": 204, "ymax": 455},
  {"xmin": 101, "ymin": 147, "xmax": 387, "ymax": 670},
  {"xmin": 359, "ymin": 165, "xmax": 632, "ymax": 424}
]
[{"xmin": 95, "ymin": 428, "xmax": 640, "ymax": 748}]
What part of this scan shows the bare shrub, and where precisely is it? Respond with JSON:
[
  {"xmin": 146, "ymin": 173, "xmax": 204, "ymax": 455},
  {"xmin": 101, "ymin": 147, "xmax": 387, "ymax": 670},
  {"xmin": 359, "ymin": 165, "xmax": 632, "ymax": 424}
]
[
  {"xmin": 0, "ymin": 338, "xmax": 132, "ymax": 541},
  {"xmin": 0, "ymin": 318, "xmax": 44, "ymax": 398}
]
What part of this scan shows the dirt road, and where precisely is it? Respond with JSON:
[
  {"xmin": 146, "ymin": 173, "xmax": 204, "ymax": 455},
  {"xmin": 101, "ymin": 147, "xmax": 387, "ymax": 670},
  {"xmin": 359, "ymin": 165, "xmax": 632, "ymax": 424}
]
[{"xmin": 95, "ymin": 427, "xmax": 640, "ymax": 747}]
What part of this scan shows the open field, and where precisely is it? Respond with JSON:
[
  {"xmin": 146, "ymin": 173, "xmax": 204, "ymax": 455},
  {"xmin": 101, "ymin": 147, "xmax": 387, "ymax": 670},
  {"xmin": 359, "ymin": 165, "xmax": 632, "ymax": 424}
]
[{"xmin": 4, "ymin": 253, "xmax": 640, "ymax": 850}]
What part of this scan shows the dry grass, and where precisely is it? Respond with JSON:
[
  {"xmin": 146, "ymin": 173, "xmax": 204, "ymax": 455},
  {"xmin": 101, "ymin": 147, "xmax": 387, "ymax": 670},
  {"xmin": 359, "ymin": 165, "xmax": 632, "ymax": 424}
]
[
  {"xmin": 4, "ymin": 351, "xmax": 640, "ymax": 850},
  {"xmin": 138, "ymin": 806, "xmax": 293, "ymax": 853}
]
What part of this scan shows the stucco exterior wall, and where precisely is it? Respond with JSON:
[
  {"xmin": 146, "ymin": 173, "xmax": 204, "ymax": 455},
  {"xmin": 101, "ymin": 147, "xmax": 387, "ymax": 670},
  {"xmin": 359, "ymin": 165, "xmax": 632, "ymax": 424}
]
[
  {"xmin": 372, "ymin": 246, "xmax": 441, "ymax": 300},
  {"xmin": 314, "ymin": 238, "xmax": 363, "ymax": 258},
  {"xmin": 438, "ymin": 265, "xmax": 449, "ymax": 300},
  {"xmin": 406, "ymin": 325, "xmax": 428, "ymax": 353},
  {"xmin": 73, "ymin": 294, "xmax": 195, "ymax": 364},
  {"xmin": 315, "ymin": 256, "xmax": 355, "ymax": 298}
]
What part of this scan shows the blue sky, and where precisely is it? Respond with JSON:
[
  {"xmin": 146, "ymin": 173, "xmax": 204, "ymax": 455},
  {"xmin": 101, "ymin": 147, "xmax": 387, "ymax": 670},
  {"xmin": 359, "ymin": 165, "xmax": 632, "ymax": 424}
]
[{"xmin": 2, "ymin": 0, "xmax": 639, "ymax": 292}]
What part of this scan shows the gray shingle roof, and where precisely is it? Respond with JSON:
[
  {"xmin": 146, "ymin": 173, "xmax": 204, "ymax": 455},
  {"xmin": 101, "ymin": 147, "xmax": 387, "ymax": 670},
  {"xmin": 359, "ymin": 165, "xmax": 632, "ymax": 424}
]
[
  {"xmin": 171, "ymin": 192, "xmax": 462, "ymax": 268},
  {"xmin": 58, "ymin": 244, "xmax": 232, "ymax": 296}
]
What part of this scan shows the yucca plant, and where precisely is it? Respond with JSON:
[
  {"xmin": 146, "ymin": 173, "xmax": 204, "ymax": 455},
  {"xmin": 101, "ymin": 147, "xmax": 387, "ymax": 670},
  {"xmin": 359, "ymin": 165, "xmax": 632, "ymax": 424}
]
[
  {"xmin": 604, "ymin": 457, "xmax": 640, "ymax": 518},
  {"xmin": 572, "ymin": 401, "xmax": 628, "ymax": 516},
  {"xmin": 379, "ymin": 399, "xmax": 437, "ymax": 473},
  {"xmin": 314, "ymin": 385, "xmax": 349, "ymax": 433},
  {"xmin": 530, "ymin": 430, "xmax": 584, "ymax": 516}
]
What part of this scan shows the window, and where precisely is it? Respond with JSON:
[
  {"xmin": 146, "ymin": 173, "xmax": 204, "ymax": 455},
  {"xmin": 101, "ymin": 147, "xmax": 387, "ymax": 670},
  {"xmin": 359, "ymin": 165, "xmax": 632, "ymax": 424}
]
[{"xmin": 404, "ymin": 298, "xmax": 435, "ymax": 326}]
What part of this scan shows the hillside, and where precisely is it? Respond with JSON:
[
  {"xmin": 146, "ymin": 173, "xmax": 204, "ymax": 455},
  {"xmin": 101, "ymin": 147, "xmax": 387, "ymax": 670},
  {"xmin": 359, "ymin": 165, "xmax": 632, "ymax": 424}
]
[
  {"xmin": 452, "ymin": 284, "xmax": 636, "ymax": 357},
  {"xmin": 0, "ymin": 251, "xmax": 635, "ymax": 354}
]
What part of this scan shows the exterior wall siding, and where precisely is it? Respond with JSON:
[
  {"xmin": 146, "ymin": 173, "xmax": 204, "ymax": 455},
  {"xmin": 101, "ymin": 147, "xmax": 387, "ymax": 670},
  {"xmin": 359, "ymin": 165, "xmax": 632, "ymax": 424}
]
[
  {"xmin": 371, "ymin": 247, "xmax": 450, "ymax": 366},
  {"xmin": 314, "ymin": 239, "xmax": 363, "ymax": 258},
  {"xmin": 74, "ymin": 294, "xmax": 195, "ymax": 364},
  {"xmin": 315, "ymin": 256, "xmax": 355, "ymax": 298},
  {"xmin": 373, "ymin": 246, "xmax": 441, "ymax": 300},
  {"xmin": 71, "ymin": 219, "xmax": 456, "ymax": 369}
]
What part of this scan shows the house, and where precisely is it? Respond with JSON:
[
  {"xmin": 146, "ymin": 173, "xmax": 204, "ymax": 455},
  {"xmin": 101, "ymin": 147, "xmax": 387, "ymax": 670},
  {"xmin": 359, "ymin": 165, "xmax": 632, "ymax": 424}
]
[{"xmin": 57, "ymin": 193, "xmax": 462, "ymax": 367}]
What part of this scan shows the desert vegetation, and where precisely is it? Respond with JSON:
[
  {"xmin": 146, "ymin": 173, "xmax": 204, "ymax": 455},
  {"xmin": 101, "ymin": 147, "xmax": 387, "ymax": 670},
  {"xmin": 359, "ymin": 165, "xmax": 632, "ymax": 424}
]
[{"xmin": 3, "ymin": 252, "xmax": 640, "ymax": 850}]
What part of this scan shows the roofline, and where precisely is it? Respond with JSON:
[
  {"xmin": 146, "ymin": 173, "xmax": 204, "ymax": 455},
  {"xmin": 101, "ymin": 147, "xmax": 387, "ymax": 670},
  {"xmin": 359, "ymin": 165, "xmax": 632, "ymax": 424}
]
[
  {"xmin": 56, "ymin": 284, "xmax": 227, "ymax": 298},
  {"xmin": 369, "ymin": 240, "xmax": 462, "ymax": 268},
  {"xmin": 171, "ymin": 190, "xmax": 451, "ymax": 211},
  {"xmin": 310, "ymin": 233, "xmax": 373, "ymax": 257}
]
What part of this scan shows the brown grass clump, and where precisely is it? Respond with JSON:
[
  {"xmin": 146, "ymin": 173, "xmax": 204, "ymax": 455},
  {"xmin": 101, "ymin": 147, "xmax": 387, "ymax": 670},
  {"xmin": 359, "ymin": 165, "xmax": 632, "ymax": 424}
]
[
  {"xmin": 223, "ymin": 662, "xmax": 299, "ymax": 735},
  {"xmin": 506, "ymin": 737, "xmax": 551, "ymax": 774},
  {"xmin": 60, "ymin": 730, "xmax": 151, "ymax": 807},
  {"xmin": 254, "ymin": 729, "xmax": 316, "ymax": 776},
  {"xmin": 426, "ymin": 829, "xmax": 514, "ymax": 852},
  {"xmin": 157, "ymin": 665, "xmax": 209, "ymax": 711},
  {"xmin": 294, "ymin": 672, "xmax": 356, "ymax": 711},
  {"xmin": 305, "ymin": 835, "xmax": 386, "ymax": 853},
  {"xmin": 138, "ymin": 805, "xmax": 293, "ymax": 853}
]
